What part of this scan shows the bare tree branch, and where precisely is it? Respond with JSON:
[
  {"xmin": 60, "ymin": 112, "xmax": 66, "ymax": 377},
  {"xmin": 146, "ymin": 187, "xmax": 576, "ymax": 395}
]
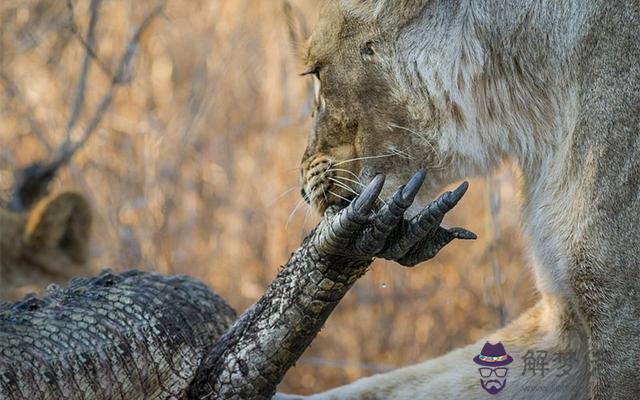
[
  {"xmin": 9, "ymin": 2, "xmax": 165, "ymax": 211},
  {"xmin": 66, "ymin": 0, "xmax": 112, "ymax": 76},
  {"xmin": 56, "ymin": 2, "xmax": 165, "ymax": 165},
  {"xmin": 65, "ymin": 0, "xmax": 102, "ymax": 138}
]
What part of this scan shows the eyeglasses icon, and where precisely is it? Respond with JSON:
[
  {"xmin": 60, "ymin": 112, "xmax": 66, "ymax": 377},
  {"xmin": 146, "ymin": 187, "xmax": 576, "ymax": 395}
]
[{"xmin": 479, "ymin": 367, "xmax": 508, "ymax": 378}]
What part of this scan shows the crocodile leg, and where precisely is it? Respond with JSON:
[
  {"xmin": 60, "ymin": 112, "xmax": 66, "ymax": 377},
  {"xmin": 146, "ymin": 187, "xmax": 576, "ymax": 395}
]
[{"xmin": 188, "ymin": 172, "xmax": 474, "ymax": 399}]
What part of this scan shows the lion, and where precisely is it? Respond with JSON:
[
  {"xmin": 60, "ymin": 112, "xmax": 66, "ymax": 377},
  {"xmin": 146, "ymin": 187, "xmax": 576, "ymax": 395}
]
[
  {"xmin": 0, "ymin": 191, "xmax": 92, "ymax": 300},
  {"xmin": 295, "ymin": 1, "xmax": 640, "ymax": 399}
]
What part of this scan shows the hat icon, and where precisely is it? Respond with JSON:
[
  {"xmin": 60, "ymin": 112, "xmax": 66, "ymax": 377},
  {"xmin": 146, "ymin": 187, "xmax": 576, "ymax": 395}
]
[{"xmin": 473, "ymin": 342, "xmax": 513, "ymax": 367}]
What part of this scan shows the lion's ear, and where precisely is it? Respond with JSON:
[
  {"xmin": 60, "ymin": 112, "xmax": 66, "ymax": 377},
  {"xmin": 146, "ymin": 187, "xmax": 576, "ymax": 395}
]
[
  {"xmin": 24, "ymin": 191, "xmax": 92, "ymax": 263},
  {"xmin": 284, "ymin": 1, "xmax": 310, "ymax": 59},
  {"xmin": 342, "ymin": 0, "xmax": 428, "ymax": 23}
]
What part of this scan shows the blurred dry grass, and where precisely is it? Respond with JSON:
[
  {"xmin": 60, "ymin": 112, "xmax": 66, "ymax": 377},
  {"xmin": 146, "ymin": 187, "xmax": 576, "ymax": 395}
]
[{"xmin": 0, "ymin": 0, "xmax": 536, "ymax": 394}]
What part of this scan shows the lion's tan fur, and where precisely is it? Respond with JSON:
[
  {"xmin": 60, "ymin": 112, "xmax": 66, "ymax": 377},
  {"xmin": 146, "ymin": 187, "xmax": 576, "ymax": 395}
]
[
  {"xmin": 0, "ymin": 191, "xmax": 92, "ymax": 300},
  {"xmin": 296, "ymin": 0, "xmax": 640, "ymax": 398}
]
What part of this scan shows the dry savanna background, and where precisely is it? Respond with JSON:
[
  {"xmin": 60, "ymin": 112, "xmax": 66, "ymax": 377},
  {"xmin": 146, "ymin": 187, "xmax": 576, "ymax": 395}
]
[{"xmin": 0, "ymin": 0, "xmax": 535, "ymax": 395}]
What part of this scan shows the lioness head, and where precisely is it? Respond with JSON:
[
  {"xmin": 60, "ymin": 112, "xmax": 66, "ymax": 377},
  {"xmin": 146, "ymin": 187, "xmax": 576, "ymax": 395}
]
[
  {"xmin": 300, "ymin": 0, "xmax": 519, "ymax": 213},
  {"xmin": 0, "ymin": 191, "xmax": 92, "ymax": 299}
]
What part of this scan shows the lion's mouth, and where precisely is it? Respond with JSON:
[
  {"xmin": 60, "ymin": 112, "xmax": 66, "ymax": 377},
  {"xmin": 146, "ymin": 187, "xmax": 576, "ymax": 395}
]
[{"xmin": 302, "ymin": 157, "xmax": 360, "ymax": 214}]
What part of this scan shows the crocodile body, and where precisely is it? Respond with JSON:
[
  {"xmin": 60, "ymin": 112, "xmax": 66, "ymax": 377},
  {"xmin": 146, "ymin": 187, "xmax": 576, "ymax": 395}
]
[
  {"xmin": 0, "ymin": 270, "xmax": 236, "ymax": 400},
  {"xmin": 0, "ymin": 173, "xmax": 472, "ymax": 399}
]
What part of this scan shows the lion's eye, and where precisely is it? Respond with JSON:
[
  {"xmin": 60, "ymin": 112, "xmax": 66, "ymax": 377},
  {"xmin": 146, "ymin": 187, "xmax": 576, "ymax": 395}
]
[
  {"xmin": 361, "ymin": 41, "xmax": 375, "ymax": 57},
  {"xmin": 301, "ymin": 65, "xmax": 321, "ymax": 79}
]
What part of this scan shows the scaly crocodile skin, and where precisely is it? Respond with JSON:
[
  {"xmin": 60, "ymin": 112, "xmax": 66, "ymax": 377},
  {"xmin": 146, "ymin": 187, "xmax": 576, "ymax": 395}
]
[{"xmin": 0, "ymin": 269, "xmax": 236, "ymax": 400}]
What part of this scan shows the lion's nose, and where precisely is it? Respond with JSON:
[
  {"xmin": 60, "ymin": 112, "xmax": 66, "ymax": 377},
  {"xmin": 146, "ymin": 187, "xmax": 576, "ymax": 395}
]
[{"xmin": 299, "ymin": 167, "xmax": 310, "ymax": 204}]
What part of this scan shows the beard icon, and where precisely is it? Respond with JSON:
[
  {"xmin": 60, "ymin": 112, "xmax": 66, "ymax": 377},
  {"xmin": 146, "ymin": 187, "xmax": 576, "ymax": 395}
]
[
  {"xmin": 473, "ymin": 342, "xmax": 513, "ymax": 395},
  {"xmin": 480, "ymin": 378, "xmax": 507, "ymax": 395}
]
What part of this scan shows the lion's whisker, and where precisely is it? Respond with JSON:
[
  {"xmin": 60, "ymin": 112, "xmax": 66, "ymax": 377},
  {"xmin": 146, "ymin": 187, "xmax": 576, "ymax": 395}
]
[
  {"xmin": 321, "ymin": 183, "xmax": 329, "ymax": 205},
  {"xmin": 328, "ymin": 190, "xmax": 352, "ymax": 204},
  {"xmin": 331, "ymin": 175, "xmax": 385, "ymax": 204},
  {"xmin": 326, "ymin": 168, "xmax": 362, "ymax": 182},
  {"xmin": 268, "ymin": 186, "xmax": 297, "ymax": 207},
  {"xmin": 386, "ymin": 146, "xmax": 415, "ymax": 160},
  {"xmin": 286, "ymin": 197, "xmax": 307, "ymax": 228},
  {"xmin": 328, "ymin": 178, "xmax": 359, "ymax": 197},
  {"xmin": 388, "ymin": 122, "xmax": 430, "ymax": 142},
  {"xmin": 387, "ymin": 122, "xmax": 444, "ymax": 167},
  {"xmin": 333, "ymin": 154, "xmax": 398, "ymax": 166},
  {"xmin": 330, "ymin": 175, "xmax": 366, "ymax": 188},
  {"xmin": 301, "ymin": 201, "xmax": 313, "ymax": 228}
]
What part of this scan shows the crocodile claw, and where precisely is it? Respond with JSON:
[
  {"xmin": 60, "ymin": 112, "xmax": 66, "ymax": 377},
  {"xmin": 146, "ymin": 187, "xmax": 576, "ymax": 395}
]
[
  {"xmin": 353, "ymin": 174, "xmax": 384, "ymax": 214},
  {"xmin": 313, "ymin": 172, "xmax": 475, "ymax": 265}
]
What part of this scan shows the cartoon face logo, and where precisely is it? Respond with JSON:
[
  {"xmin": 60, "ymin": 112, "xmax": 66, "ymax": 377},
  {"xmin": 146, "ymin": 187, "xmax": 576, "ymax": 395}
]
[{"xmin": 473, "ymin": 342, "xmax": 513, "ymax": 395}]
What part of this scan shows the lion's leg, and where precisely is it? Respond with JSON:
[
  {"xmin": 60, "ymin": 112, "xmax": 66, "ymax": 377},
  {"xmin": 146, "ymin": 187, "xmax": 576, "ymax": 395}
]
[
  {"xmin": 569, "ymin": 181, "xmax": 640, "ymax": 398},
  {"xmin": 570, "ymin": 248, "xmax": 640, "ymax": 399},
  {"xmin": 278, "ymin": 295, "xmax": 589, "ymax": 400},
  {"xmin": 566, "ymin": 3, "xmax": 640, "ymax": 397}
]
